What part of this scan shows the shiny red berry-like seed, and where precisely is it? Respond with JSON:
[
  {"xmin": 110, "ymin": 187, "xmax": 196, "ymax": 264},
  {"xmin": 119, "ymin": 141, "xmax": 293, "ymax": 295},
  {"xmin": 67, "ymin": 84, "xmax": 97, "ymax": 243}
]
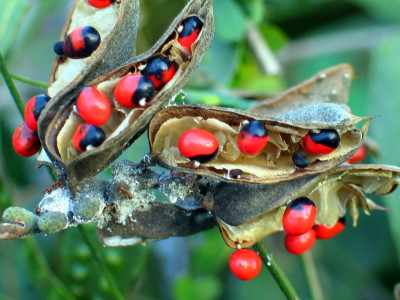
[
  {"xmin": 114, "ymin": 74, "xmax": 155, "ymax": 108},
  {"xmin": 178, "ymin": 129, "xmax": 219, "ymax": 163},
  {"xmin": 76, "ymin": 87, "xmax": 111, "ymax": 125},
  {"xmin": 12, "ymin": 123, "xmax": 41, "ymax": 157},
  {"xmin": 24, "ymin": 94, "xmax": 51, "ymax": 131},
  {"xmin": 237, "ymin": 120, "xmax": 269, "ymax": 155},
  {"xmin": 283, "ymin": 197, "xmax": 317, "ymax": 236},
  {"xmin": 61, "ymin": 26, "xmax": 101, "ymax": 59},
  {"xmin": 347, "ymin": 145, "xmax": 367, "ymax": 164},
  {"xmin": 301, "ymin": 129, "xmax": 340, "ymax": 155},
  {"xmin": 87, "ymin": 0, "xmax": 115, "ymax": 8},
  {"xmin": 285, "ymin": 229, "xmax": 316, "ymax": 255},
  {"xmin": 177, "ymin": 16, "xmax": 203, "ymax": 51},
  {"xmin": 229, "ymin": 249, "xmax": 262, "ymax": 281},
  {"xmin": 142, "ymin": 56, "xmax": 176, "ymax": 89},
  {"xmin": 314, "ymin": 217, "xmax": 346, "ymax": 240},
  {"xmin": 72, "ymin": 124, "xmax": 105, "ymax": 152}
]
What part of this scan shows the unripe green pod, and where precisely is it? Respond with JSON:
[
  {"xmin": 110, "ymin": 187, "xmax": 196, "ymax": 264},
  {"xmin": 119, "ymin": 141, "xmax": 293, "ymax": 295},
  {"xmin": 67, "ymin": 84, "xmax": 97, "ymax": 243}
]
[
  {"xmin": 38, "ymin": 211, "xmax": 68, "ymax": 234},
  {"xmin": 2, "ymin": 207, "xmax": 39, "ymax": 235}
]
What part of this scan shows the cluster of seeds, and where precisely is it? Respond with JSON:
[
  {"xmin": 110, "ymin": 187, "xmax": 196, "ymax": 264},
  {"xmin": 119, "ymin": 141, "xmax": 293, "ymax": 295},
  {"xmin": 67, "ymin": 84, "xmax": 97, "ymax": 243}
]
[
  {"xmin": 12, "ymin": 95, "xmax": 50, "ymax": 157},
  {"xmin": 65, "ymin": 15, "xmax": 204, "ymax": 156},
  {"xmin": 283, "ymin": 197, "xmax": 345, "ymax": 255}
]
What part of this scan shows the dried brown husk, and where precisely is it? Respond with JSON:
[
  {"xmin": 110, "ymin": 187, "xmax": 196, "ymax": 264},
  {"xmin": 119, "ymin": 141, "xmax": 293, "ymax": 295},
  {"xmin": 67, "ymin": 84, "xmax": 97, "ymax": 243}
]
[
  {"xmin": 249, "ymin": 64, "xmax": 354, "ymax": 117},
  {"xmin": 213, "ymin": 164, "xmax": 400, "ymax": 248},
  {"xmin": 149, "ymin": 103, "xmax": 370, "ymax": 184},
  {"xmin": 39, "ymin": 0, "xmax": 214, "ymax": 189}
]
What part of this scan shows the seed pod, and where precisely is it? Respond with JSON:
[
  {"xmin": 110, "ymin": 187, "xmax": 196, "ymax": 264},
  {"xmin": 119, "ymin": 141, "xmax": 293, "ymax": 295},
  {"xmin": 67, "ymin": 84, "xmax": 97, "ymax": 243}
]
[
  {"xmin": 211, "ymin": 164, "xmax": 400, "ymax": 248},
  {"xmin": 38, "ymin": 0, "xmax": 214, "ymax": 189},
  {"xmin": 149, "ymin": 103, "xmax": 369, "ymax": 184},
  {"xmin": 2, "ymin": 207, "xmax": 39, "ymax": 236},
  {"xmin": 249, "ymin": 63, "xmax": 354, "ymax": 117}
]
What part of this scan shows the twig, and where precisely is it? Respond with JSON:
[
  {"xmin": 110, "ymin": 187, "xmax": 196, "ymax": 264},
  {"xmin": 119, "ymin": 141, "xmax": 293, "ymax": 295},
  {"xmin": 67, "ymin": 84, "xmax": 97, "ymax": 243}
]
[
  {"xmin": 10, "ymin": 73, "xmax": 48, "ymax": 87},
  {"xmin": 300, "ymin": 251, "xmax": 324, "ymax": 300},
  {"xmin": 253, "ymin": 241, "xmax": 300, "ymax": 300},
  {"xmin": 0, "ymin": 52, "xmax": 25, "ymax": 118},
  {"xmin": 78, "ymin": 226, "xmax": 125, "ymax": 300}
]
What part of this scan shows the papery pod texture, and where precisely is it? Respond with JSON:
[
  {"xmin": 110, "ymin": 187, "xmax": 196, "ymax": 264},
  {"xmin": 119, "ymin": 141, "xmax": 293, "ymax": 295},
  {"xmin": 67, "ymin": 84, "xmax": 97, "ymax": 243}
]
[
  {"xmin": 212, "ymin": 164, "xmax": 400, "ymax": 248},
  {"xmin": 149, "ymin": 103, "xmax": 370, "ymax": 184},
  {"xmin": 249, "ymin": 63, "xmax": 354, "ymax": 117},
  {"xmin": 38, "ymin": 0, "xmax": 214, "ymax": 188}
]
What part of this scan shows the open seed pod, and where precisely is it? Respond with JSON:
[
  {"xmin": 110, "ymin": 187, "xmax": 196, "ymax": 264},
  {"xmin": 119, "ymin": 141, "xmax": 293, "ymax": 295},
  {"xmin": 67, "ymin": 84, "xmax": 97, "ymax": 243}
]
[
  {"xmin": 48, "ymin": 0, "xmax": 140, "ymax": 98},
  {"xmin": 249, "ymin": 63, "xmax": 354, "ymax": 117},
  {"xmin": 38, "ymin": 0, "xmax": 214, "ymax": 188},
  {"xmin": 211, "ymin": 164, "xmax": 400, "ymax": 248},
  {"xmin": 149, "ymin": 103, "xmax": 370, "ymax": 184}
]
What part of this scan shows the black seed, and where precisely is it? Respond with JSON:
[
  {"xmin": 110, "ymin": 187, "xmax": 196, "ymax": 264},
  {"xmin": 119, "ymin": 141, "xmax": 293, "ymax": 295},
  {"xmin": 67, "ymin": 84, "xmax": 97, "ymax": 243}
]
[
  {"xmin": 132, "ymin": 75, "xmax": 155, "ymax": 105},
  {"xmin": 33, "ymin": 95, "xmax": 51, "ymax": 120},
  {"xmin": 53, "ymin": 41, "xmax": 65, "ymax": 55},
  {"xmin": 310, "ymin": 129, "xmax": 340, "ymax": 148},
  {"xmin": 292, "ymin": 152, "xmax": 309, "ymax": 168},
  {"xmin": 80, "ymin": 125, "xmax": 105, "ymax": 151},
  {"xmin": 229, "ymin": 169, "xmax": 243, "ymax": 179},
  {"xmin": 179, "ymin": 16, "xmax": 203, "ymax": 38},
  {"xmin": 242, "ymin": 120, "xmax": 268, "ymax": 138}
]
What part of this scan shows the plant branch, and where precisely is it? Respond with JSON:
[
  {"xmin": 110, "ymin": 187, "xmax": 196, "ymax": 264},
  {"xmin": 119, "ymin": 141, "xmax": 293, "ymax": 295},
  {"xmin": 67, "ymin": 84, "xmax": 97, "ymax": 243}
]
[
  {"xmin": 10, "ymin": 73, "xmax": 48, "ymax": 87},
  {"xmin": 253, "ymin": 241, "xmax": 300, "ymax": 300},
  {"xmin": 300, "ymin": 250, "xmax": 324, "ymax": 300},
  {"xmin": 0, "ymin": 52, "xmax": 24, "ymax": 118}
]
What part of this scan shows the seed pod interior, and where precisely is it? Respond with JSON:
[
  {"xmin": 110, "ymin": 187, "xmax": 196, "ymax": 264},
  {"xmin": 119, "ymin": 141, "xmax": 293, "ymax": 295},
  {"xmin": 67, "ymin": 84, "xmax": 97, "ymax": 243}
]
[{"xmin": 149, "ymin": 104, "xmax": 369, "ymax": 184}]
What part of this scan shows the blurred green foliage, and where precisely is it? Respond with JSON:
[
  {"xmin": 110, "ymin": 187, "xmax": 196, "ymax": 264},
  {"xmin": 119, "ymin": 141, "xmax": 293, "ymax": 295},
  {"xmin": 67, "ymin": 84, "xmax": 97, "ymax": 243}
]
[{"xmin": 1, "ymin": 0, "xmax": 400, "ymax": 299}]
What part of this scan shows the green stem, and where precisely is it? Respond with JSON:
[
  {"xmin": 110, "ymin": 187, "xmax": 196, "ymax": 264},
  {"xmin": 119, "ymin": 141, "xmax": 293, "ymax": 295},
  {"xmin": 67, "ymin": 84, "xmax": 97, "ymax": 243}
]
[
  {"xmin": 0, "ymin": 52, "xmax": 24, "ymax": 118},
  {"xmin": 300, "ymin": 251, "xmax": 324, "ymax": 300},
  {"xmin": 253, "ymin": 241, "xmax": 300, "ymax": 300},
  {"xmin": 78, "ymin": 226, "xmax": 125, "ymax": 300},
  {"xmin": 10, "ymin": 73, "xmax": 48, "ymax": 87}
]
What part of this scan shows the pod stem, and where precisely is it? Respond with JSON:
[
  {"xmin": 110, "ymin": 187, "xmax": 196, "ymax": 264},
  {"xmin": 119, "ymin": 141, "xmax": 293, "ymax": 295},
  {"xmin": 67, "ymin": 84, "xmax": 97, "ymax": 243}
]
[
  {"xmin": 10, "ymin": 73, "xmax": 49, "ymax": 87},
  {"xmin": 300, "ymin": 250, "xmax": 324, "ymax": 300},
  {"xmin": 253, "ymin": 241, "xmax": 300, "ymax": 300},
  {"xmin": 0, "ymin": 52, "xmax": 25, "ymax": 118},
  {"xmin": 78, "ymin": 226, "xmax": 125, "ymax": 300}
]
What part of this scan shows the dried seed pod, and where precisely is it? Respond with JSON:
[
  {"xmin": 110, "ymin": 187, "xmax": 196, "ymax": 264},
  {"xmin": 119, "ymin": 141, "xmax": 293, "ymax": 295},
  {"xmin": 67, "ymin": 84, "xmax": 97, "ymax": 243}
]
[
  {"xmin": 149, "ymin": 103, "xmax": 370, "ymax": 184},
  {"xmin": 39, "ymin": 0, "xmax": 214, "ymax": 189},
  {"xmin": 249, "ymin": 64, "xmax": 354, "ymax": 117},
  {"xmin": 211, "ymin": 164, "xmax": 400, "ymax": 248}
]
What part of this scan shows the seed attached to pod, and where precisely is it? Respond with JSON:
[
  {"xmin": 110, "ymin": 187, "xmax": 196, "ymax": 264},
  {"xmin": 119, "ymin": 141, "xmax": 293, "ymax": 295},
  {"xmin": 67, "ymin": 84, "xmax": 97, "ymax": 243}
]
[
  {"xmin": 24, "ymin": 94, "xmax": 51, "ymax": 131},
  {"xmin": 292, "ymin": 152, "xmax": 309, "ymax": 168},
  {"xmin": 178, "ymin": 129, "xmax": 219, "ymax": 163},
  {"xmin": 55, "ymin": 26, "xmax": 101, "ymax": 59},
  {"xmin": 237, "ymin": 120, "xmax": 269, "ymax": 155},
  {"xmin": 76, "ymin": 87, "xmax": 111, "ymax": 125},
  {"xmin": 72, "ymin": 124, "xmax": 106, "ymax": 152},
  {"xmin": 87, "ymin": 0, "xmax": 116, "ymax": 8},
  {"xmin": 347, "ymin": 145, "xmax": 366, "ymax": 164},
  {"xmin": 177, "ymin": 15, "xmax": 203, "ymax": 52},
  {"xmin": 314, "ymin": 217, "xmax": 346, "ymax": 239},
  {"xmin": 283, "ymin": 197, "xmax": 317, "ymax": 236},
  {"xmin": 114, "ymin": 74, "xmax": 155, "ymax": 107},
  {"xmin": 142, "ymin": 56, "xmax": 176, "ymax": 89},
  {"xmin": 12, "ymin": 123, "xmax": 41, "ymax": 157},
  {"xmin": 301, "ymin": 129, "xmax": 340, "ymax": 155},
  {"xmin": 229, "ymin": 249, "xmax": 262, "ymax": 281},
  {"xmin": 285, "ymin": 229, "xmax": 316, "ymax": 255}
]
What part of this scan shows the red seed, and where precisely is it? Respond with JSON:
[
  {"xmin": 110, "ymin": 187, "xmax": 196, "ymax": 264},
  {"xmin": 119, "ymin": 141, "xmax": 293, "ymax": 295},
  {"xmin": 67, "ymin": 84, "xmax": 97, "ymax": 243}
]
[
  {"xmin": 178, "ymin": 129, "xmax": 219, "ymax": 163},
  {"xmin": 347, "ymin": 145, "xmax": 367, "ymax": 164},
  {"xmin": 76, "ymin": 87, "xmax": 111, "ymax": 125},
  {"xmin": 282, "ymin": 197, "xmax": 317, "ymax": 236},
  {"xmin": 285, "ymin": 229, "xmax": 316, "ymax": 255},
  {"xmin": 237, "ymin": 121, "xmax": 269, "ymax": 155},
  {"xmin": 229, "ymin": 249, "xmax": 262, "ymax": 281},
  {"xmin": 301, "ymin": 129, "xmax": 340, "ymax": 155},
  {"xmin": 314, "ymin": 218, "xmax": 345, "ymax": 240},
  {"xmin": 12, "ymin": 123, "xmax": 41, "ymax": 157}
]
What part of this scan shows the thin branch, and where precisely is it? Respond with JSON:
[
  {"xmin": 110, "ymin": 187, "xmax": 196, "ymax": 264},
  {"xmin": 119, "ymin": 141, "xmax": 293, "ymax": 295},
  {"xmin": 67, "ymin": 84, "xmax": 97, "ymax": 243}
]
[
  {"xmin": 300, "ymin": 251, "xmax": 324, "ymax": 300},
  {"xmin": 10, "ymin": 73, "xmax": 48, "ymax": 88},
  {"xmin": 0, "ymin": 52, "xmax": 24, "ymax": 118},
  {"xmin": 253, "ymin": 241, "xmax": 300, "ymax": 300}
]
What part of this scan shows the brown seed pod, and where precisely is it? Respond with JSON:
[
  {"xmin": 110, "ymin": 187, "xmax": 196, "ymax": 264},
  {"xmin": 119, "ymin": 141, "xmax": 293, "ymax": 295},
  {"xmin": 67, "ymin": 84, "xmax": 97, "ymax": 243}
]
[
  {"xmin": 212, "ymin": 164, "xmax": 400, "ymax": 248},
  {"xmin": 249, "ymin": 63, "xmax": 354, "ymax": 117},
  {"xmin": 38, "ymin": 0, "xmax": 214, "ymax": 189},
  {"xmin": 149, "ymin": 103, "xmax": 370, "ymax": 184}
]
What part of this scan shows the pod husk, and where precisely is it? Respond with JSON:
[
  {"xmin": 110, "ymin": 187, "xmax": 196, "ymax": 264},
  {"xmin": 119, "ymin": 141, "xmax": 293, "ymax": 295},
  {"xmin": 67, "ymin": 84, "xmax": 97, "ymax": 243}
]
[
  {"xmin": 149, "ymin": 103, "xmax": 370, "ymax": 184},
  {"xmin": 249, "ymin": 63, "xmax": 354, "ymax": 117},
  {"xmin": 213, "ymin": 164, "xmax": 400, "ymax": 248},
  {"xmin": 39, "ymin": 0, "xmax": 214, "ymax": 189}
]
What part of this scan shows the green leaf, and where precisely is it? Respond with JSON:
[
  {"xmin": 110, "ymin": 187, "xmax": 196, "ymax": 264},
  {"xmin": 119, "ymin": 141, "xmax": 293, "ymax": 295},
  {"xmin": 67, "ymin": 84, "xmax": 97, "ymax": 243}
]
[
  {"xmin": 214, "ymin": 0, "xmax": 247, "ymax": 43},
  {"xmin": 173, "ymin": 275, "xmax": 222, "ymax": 300}
]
